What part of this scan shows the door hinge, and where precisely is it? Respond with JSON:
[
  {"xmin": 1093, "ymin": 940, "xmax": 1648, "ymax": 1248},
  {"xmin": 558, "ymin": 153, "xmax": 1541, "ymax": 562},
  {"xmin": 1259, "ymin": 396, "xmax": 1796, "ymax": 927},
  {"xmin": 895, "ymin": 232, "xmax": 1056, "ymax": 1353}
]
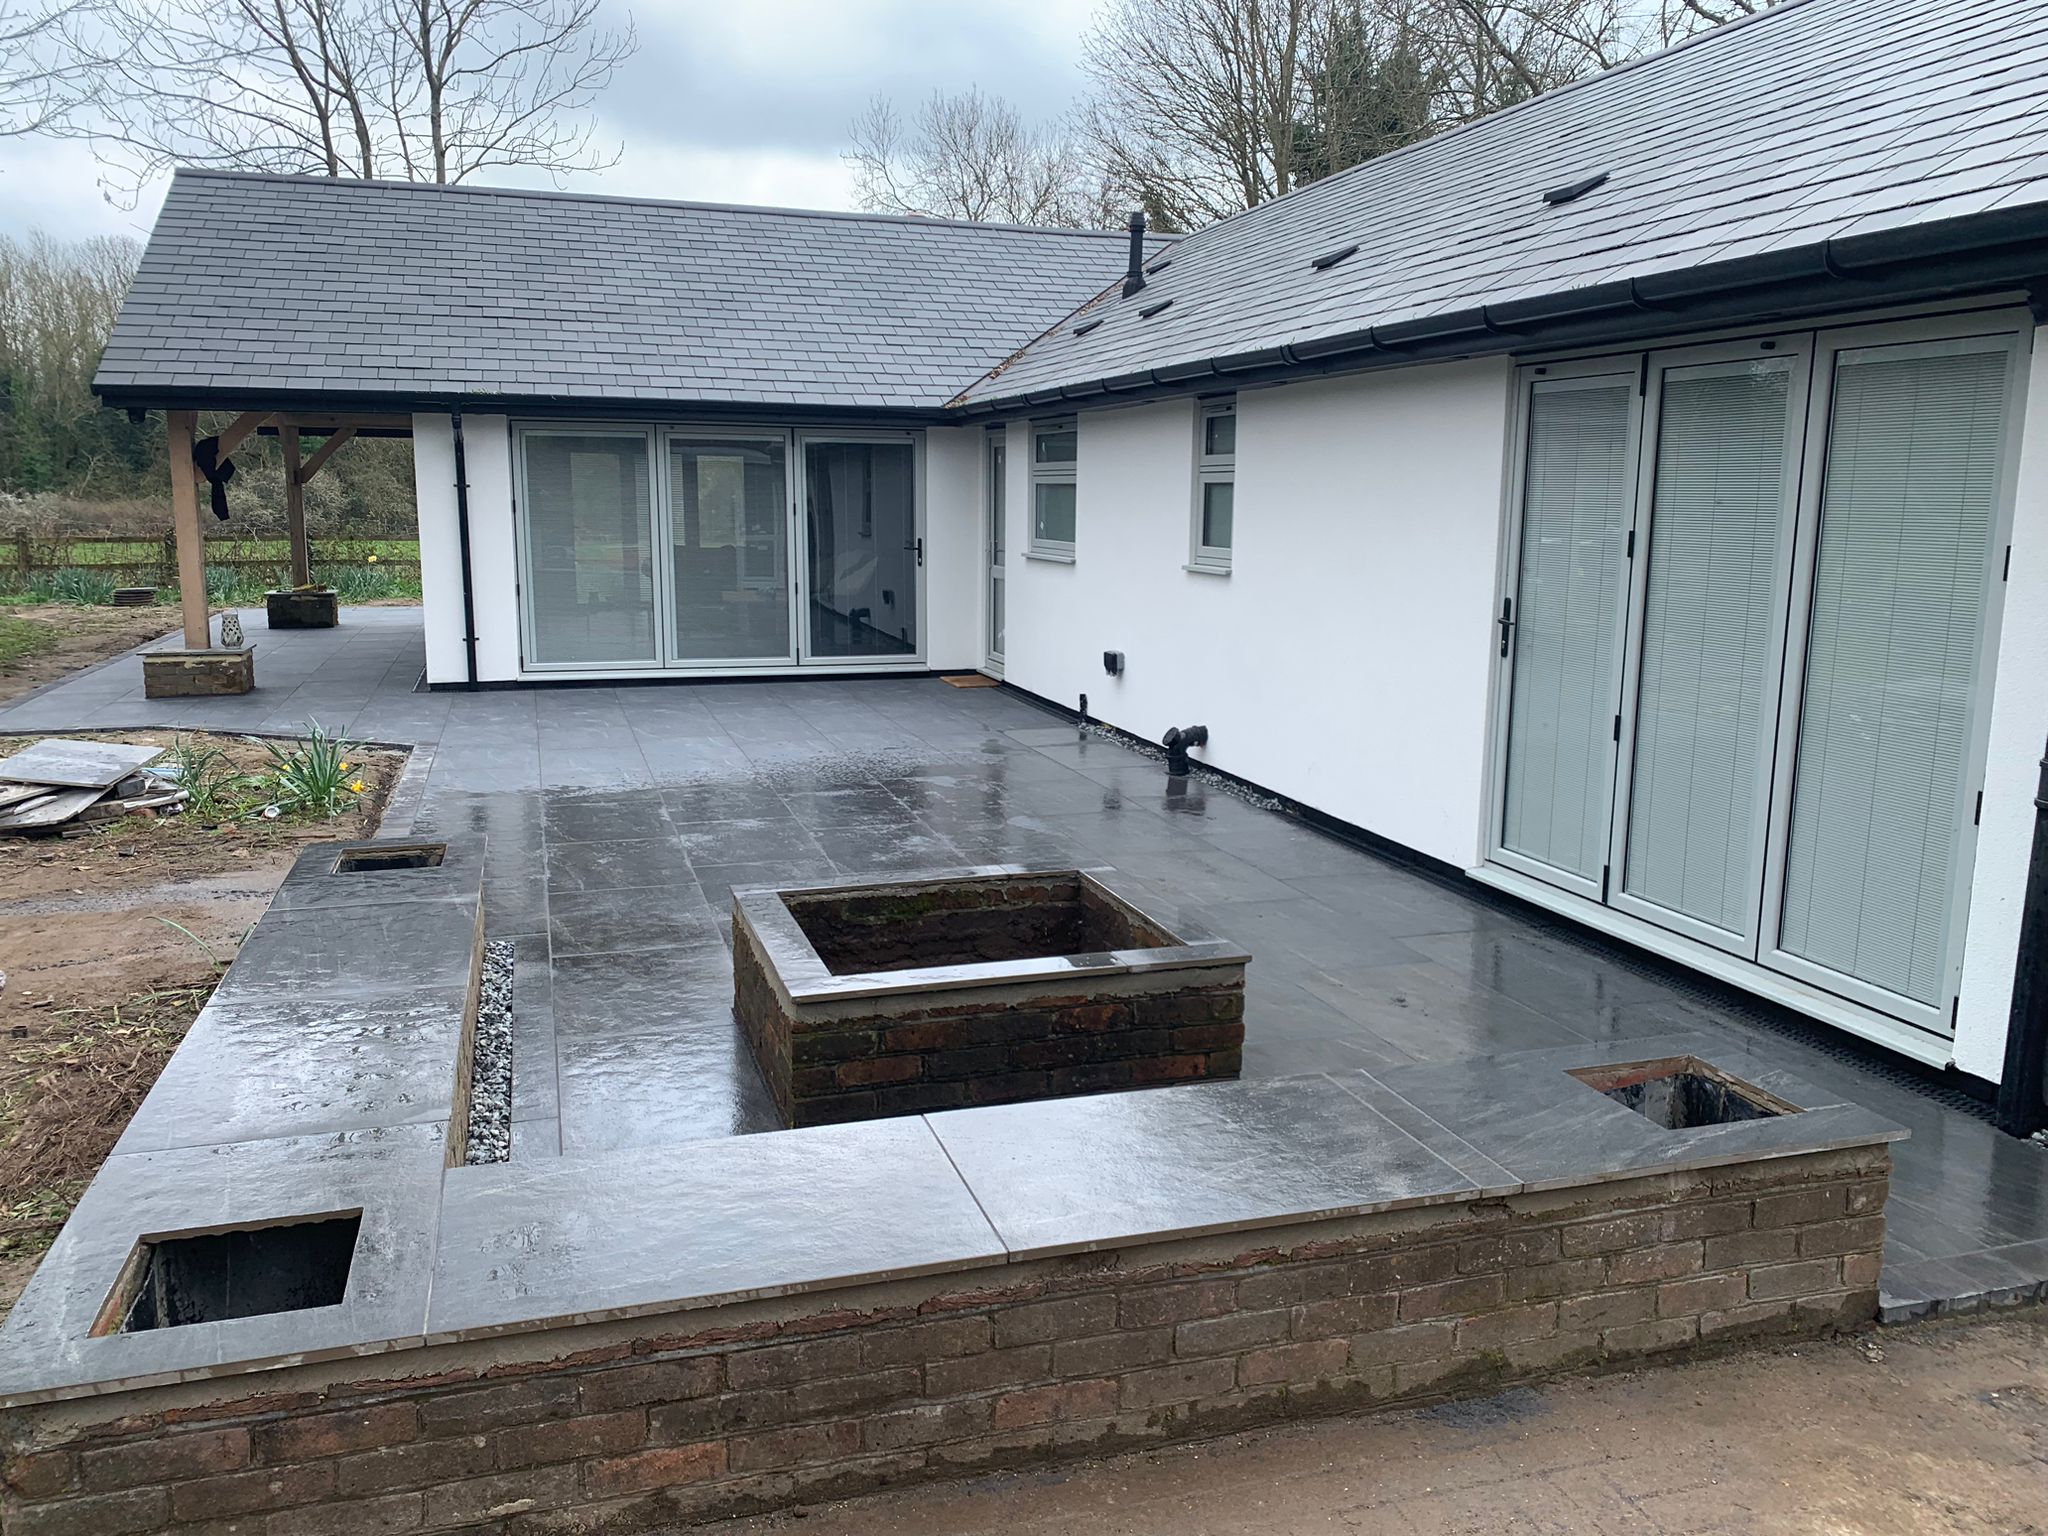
[
  {"xmin": 1974, "ymin": 789, "xmax": 1983, "ymax": 825},
  {"xmin": 1600, "ymin": 864, "xmax": 1611, "ymax": 901},
  {"xmin": 1612, "ymin": 713, "xmax": 1622, "ymax": 742},
  {"xmin": 2003, "ymin": 544, "xmax": 2012, "ymax": 581},
  {"xmin": 1951, "ymin": 994, "xmax": 1961, "ymax": 1028},
  {"xmin": 1625, "ymin": 529, "xmax": 1635, "ymax": 559},
  {"xmin": 1635, "ymin": 356, "xmax": 1648, "ymax": 396}
]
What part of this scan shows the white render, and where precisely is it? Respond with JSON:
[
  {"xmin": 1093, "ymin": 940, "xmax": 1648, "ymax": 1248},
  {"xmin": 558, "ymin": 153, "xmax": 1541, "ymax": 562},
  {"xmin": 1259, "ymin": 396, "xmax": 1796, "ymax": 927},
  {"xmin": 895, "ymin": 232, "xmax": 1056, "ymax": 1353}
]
[
  {"xmin": 1954, "ymin": 339, "xmax": 2048, "ymax": 1080},
  {"xmin": 998, "ymin": 359, "xmax": 1515, "ymax": 869}
]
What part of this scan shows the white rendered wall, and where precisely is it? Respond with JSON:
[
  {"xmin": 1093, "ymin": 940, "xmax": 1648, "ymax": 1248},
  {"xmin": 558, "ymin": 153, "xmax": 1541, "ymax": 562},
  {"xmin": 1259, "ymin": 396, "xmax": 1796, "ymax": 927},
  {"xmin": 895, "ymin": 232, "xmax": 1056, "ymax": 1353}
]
[
  {"xmin": 414, "ymin": 412, "xmax": 520, "ymax": 684},
  {"xmin": 998, "ymin": 359, "xmax": 1514, "ymax": 868},
  {"xmin": 1954, "ymin": 341, "xmax": 2048, "ymax": 1080},
  {"xmin": 922, "ymin": 424, "xmax": 984, "ymax": 672}
]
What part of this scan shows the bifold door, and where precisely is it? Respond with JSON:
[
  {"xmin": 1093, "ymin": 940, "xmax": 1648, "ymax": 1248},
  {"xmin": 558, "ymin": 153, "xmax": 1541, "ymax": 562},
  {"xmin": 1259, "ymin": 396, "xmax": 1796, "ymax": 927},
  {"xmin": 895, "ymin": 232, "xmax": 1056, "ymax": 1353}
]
[
  {"xmin": 516, "ymin": 427, "xmax": 925, "ymax": 672},
  {"xmin": 1491, "ymin": 321, "xmax": 2021, "ymax": 1036}
]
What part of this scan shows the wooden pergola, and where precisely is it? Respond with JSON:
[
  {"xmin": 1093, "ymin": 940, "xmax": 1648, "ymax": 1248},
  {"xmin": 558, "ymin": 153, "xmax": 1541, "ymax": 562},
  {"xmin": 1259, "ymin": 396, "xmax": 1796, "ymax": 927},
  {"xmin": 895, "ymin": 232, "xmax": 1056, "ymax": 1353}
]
[{"xmin": 152, "ymin": 408, "xmax": 410, "ymax": 695}]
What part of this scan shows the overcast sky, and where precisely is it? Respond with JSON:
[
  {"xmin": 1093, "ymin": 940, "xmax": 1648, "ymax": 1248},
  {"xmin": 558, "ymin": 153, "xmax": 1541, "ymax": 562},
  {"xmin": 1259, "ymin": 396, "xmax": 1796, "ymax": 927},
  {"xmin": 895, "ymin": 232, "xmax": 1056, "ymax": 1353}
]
[{"xmin": 0, "ymin": 0, "xmax": 1102, "ymax": 245}]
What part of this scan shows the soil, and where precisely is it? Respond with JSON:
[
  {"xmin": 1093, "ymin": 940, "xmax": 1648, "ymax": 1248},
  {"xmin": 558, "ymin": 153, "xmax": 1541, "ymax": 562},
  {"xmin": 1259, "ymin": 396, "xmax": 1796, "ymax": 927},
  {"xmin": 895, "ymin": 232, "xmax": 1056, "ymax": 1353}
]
[
  {"xmin": 0, "ymin": 604, "xmax": 178, "ymax": 707},
  {"xmin": 0, "ymin": 729, "xmax": 406, "ymax": 1313},
  {"xmin": 709, "ymin": 1309, "xmax": 2048, "ymax": 1536}
]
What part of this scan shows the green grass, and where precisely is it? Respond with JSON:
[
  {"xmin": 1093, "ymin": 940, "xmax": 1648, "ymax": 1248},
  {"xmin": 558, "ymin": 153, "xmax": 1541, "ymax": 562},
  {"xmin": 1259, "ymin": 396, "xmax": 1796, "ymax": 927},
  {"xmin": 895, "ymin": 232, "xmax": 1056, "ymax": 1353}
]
[
  {"xmin": 32, "ymin": 538, "xmax": 420, "ymax": 562},
  {"xmin": 0, "ymin": 613, "xmax": 56, "ymax": 664}
]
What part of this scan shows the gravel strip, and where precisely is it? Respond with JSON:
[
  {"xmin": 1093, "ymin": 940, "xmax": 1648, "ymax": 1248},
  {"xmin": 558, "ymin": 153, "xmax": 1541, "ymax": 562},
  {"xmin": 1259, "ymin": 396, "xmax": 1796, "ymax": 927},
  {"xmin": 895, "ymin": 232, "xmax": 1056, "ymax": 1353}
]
[{"xmin": 463, "ymin": 939, "xmax": 514, "ymax": 1165}]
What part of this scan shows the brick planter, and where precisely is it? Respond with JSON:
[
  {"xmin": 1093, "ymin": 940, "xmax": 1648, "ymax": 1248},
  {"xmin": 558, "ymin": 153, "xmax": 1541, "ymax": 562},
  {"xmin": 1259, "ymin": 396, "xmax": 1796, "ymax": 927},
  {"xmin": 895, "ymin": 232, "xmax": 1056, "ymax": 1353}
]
[
  {"xmin": 140, "ymin": 645, "xmax": 254, "ymax": 697},
  {"xmin": 733, "ymin": 868, "xmax": 1250, "ymax": 1127},
  {"xmin": 0, "ymin": 1143, "xmax": 1890, "ymax": 1535},
  {"xmin": 266, "ymin": 587, "xmax": 340, "ymax": 628}
]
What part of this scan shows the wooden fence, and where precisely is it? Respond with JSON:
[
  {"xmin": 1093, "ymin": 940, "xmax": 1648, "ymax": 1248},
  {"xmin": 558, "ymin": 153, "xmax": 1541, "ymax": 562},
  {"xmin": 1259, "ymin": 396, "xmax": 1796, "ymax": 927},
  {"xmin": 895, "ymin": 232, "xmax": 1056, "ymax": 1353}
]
[{"xmin": 6, "ymin": 533, "xmax": 421, "ymax": 587}]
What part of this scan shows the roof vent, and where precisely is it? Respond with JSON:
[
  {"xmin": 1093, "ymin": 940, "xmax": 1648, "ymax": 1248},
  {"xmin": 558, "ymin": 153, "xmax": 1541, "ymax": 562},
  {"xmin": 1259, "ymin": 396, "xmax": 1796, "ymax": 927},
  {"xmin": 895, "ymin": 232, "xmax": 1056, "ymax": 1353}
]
[
  {"xmin": 1145, "ymin": 255, "xmax": 1173, "ymax": 276},
  {"xmin": 1123, "ymin": 211, "xmax": 1147, "ymax": 298},
  {"xmin": 1073, "ymin": 317, "xmax": 1105, "ymax": 337},
  {"xmin": 1139, "ymin": 298, "xmax": 1173, "ymax": 319},
  {"xmin": 1310, "ymin": 243, "xmax": 1360, "ymax": 271},
  {"xmin": 1542, "ymin": 172, "xmax": 1609, "ymax": 206}
]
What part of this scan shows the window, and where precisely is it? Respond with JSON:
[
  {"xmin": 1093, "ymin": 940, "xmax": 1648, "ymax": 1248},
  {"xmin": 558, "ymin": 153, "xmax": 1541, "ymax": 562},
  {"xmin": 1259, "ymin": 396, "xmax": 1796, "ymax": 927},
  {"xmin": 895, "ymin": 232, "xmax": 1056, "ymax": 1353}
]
[
  {"xmin": 1030, "ymin": 419, "xmax": 1077, "ymax": 559},
  {"xmin": 1191, "ymin": 398, "xmax": 1235, "ymax": 571}
]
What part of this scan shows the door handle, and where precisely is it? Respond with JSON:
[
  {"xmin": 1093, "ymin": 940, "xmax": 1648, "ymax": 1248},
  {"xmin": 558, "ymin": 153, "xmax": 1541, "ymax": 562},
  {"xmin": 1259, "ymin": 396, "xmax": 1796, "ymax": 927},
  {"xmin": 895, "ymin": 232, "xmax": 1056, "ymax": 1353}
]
[
  {"xmin": 911, "ymin": 537, "xmax": 924, "ymax": 568},
  {"xmin": 1497, "ymin": 597, "xmax": 1515, "ymax": 657}
]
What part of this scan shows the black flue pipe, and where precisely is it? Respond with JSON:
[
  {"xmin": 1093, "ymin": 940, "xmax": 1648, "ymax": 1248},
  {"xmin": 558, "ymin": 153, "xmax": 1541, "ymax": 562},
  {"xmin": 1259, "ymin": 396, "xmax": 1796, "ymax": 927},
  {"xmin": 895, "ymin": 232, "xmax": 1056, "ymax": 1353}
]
[
  {"xmin": 1162, "ymin": 724, "xmax": 1208, "ymax": 776},
  {"xmin": 1123, "ymin": 212, "xmax": 1147, "ymax": 298},
  {"xmin": 1996, "ymin": 734, "xmax": 2048, "ymax": 1135}
]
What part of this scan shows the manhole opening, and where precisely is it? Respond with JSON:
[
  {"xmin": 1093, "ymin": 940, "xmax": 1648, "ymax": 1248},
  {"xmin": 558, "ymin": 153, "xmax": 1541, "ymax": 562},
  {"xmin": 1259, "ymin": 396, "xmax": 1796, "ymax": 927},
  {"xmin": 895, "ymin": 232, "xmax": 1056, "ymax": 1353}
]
[
  {"xmin": 97, "ymin": 1212, "xmax": 362, "ymax": 1334},
  {"xmin": 783, "ymin": 872, "xmax": 1177, "ymax": 976},
  {"xmin": 335, "ymin": 842, "xmax": 445, "ymax": 873},
  {"xmin": 1568, "ymin": 1055, "xmax": 1798, "ymax": 1130}
]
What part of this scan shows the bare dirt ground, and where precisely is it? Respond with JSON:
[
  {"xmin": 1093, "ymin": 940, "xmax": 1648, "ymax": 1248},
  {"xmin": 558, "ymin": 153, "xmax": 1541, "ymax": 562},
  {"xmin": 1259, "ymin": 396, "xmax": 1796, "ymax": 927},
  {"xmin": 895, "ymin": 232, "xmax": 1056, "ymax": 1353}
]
[
  {"xmin": 0, "ymin": 604, "xmax": 176, "ymax": 707},
  {"xmin": 708, "ymin": 1309, "xmax": 2048, "ymax": 1536},
  {"xmin": 0, "ymin": 729, "xmax": 405, "ymax": 1311}
]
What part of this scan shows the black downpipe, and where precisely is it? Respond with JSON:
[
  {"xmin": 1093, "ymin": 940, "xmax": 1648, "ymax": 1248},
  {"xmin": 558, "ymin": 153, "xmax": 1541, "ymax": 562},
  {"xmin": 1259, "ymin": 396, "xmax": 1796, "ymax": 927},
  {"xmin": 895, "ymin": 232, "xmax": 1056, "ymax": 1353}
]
[
  {"xmin": 1162, "ymin": 724, "xmax": 1208, "ymax": 776},
  {"xmin": 450, "ymin": 405, "xmax": 481, "ymax": 690},
  {"xmin": 1996, "ymin": 735, "xmax": 2048, "ymax": 1135}
]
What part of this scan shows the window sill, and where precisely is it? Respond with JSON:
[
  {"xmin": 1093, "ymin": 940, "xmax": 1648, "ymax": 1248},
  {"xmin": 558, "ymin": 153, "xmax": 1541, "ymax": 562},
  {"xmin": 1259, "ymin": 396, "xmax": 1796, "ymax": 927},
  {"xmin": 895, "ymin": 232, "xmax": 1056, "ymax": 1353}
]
[
  {"xmin": 1184, "ymin": 561, "xmax": 1232, "ymax": 577},
  {"xmin": 1024, "ymin": 549, "xmax": 1077, "ymax": 565}
]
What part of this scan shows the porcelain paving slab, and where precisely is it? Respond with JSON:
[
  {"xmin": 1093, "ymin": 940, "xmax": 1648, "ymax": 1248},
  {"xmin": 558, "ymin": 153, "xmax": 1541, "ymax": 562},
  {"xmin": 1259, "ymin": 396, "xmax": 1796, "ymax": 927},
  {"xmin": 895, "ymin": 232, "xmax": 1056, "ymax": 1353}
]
[
  {"xmin": 925, "ymin": 1072, "xmax": 1488, "ymax": 1260},
  {"xmin": 1364, "ymin": 1035, "xmax": 1908, "ymax": 1192},
  {"xmin": 0, "ymin": 1124, "xmax": 446, "ymax": 1405},
  {"xmin": 0, "ymin": 736, "xmax": 162, "ymax": 788},
  {"xmin": 220, "ymin": 898, "xmax": 482, "ymax": 1001},
  {"xmin": 427, "ymin": 1118, "xmax": 1004, "ymax": 1339},
  {"xmin": 113, "ymin": 988, "xmax": 473, "ymax": 1153},
  {"xmin": 264, "ymin": 836, "xmax": 485, "ymax": 911}
]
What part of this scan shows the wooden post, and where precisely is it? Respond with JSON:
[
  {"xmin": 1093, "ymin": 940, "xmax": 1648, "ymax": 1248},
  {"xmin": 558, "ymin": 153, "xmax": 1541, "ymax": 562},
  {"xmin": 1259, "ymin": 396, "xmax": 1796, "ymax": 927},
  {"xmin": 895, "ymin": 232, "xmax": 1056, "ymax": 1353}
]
[
  {"xmin": 167, "ymin": 409, "xmax": 210, "ymax": 650},
  {"xmin": 282, "ymin": 423, "xmax": 310, "ymax": 586}
]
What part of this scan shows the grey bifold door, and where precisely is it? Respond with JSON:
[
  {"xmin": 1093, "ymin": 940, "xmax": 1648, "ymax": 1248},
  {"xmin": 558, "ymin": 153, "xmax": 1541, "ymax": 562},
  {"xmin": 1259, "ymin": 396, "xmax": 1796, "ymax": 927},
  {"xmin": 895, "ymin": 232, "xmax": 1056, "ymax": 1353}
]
[{"xmin": 1493, "ymin": 325, "xmax": 2018, "ymax": 1034}]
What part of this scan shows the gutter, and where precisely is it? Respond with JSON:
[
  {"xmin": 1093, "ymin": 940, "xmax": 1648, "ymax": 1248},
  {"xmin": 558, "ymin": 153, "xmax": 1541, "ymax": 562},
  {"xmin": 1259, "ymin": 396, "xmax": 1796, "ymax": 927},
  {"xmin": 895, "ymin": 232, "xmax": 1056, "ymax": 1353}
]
[
  {"xmin": 951, "ymin": 203, "xmax": 2048, "ymax": 418},
  {"xmin": 450, "ymin": 405, "xmax": 480, "ymax": 691}
]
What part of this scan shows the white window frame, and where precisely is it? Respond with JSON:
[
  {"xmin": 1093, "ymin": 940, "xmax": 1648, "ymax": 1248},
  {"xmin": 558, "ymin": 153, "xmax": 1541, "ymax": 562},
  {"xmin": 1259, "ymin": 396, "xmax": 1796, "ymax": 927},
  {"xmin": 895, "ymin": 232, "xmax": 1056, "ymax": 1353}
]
[
  {"xmin": 1028, "ymin": 417, "xmax": 1078, "ymax": 561},
  {"xmin": 1189, "ymin": 397, "xmax": 1236, "ymax": 573}
]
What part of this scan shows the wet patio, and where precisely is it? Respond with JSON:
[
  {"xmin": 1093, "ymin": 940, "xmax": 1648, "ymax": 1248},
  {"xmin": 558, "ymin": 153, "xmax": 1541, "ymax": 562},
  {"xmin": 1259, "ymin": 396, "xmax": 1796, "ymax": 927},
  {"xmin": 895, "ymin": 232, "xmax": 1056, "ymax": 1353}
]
[{"xmin": 3, "ymin": 607, "xmax": 2045, "ymax": 1314}]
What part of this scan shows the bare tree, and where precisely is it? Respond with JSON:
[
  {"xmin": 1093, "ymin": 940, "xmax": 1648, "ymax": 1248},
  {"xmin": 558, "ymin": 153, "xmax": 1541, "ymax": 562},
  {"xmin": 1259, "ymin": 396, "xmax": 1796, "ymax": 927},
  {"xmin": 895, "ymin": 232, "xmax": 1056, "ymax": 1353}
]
[
  {"xmin": 47, "ymin": 0, "xmax": 635, "ymax": 204},
  {"xmin": 1079, "ymin": 0, "xmax": 1315, "ymax": 233},
  {"xmin": 845, "ymin": 87, "xmax": 1105, "ymax": 227},
  {"xmin": 1, "ymin": 0, "xmax": 95, "ymax": 137}
]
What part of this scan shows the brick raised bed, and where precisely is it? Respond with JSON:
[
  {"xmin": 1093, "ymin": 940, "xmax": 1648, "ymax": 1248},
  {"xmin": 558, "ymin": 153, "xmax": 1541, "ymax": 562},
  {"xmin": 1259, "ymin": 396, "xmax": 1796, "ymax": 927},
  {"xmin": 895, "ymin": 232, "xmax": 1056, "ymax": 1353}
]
[
  {"xmin": 733, "ymin": 869, "xmax": 1250, "ymax": 1127},
  {"xmin": 0, "ymin": 1144, "xmax": 1888, "ymax": 1535}
]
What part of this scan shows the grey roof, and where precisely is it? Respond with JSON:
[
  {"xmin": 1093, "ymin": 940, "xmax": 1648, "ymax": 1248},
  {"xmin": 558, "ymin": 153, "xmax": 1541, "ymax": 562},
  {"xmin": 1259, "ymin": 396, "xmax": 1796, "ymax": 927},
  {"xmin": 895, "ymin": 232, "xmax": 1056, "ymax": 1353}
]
[
  {"xmin": 957, "ymin": 0, "xmax": 2048, "ymax": 411},
  {"xmin": 94, "ymin": 172, "xmax": 1152, "ymax": 411}
]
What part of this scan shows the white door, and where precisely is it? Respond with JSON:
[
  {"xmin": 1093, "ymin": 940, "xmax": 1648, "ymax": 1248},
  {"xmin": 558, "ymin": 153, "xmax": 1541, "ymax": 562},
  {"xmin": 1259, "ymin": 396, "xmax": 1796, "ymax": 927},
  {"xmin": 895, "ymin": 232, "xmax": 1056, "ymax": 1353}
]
[
  {"xmin": 1492, "ymin": 366, "xmax": 1641, "ymax": 899},
  {"xmin": 661, "ymin": 429, "xmax": 798, "ymax": 666}
]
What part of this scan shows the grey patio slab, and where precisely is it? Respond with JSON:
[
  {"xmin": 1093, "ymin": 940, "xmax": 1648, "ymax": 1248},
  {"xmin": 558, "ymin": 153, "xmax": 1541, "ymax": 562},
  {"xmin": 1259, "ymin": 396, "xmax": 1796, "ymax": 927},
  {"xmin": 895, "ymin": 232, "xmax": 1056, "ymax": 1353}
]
[
  {"xmin": 113, "ymin": 988, "xmax": 471, "ymax": 1153},
  {"xmin": 0, "ymin": 737, "xmax": 162, "ymax": 788},
  {"xmin": 924, "ymin": 1072, "xmax": 1489, "ymax": 1261},
  {"xmin": 1363, "ymin": 1035, "xmax": 1908, "ymax": 1193},
  {"xmin": 426, "ymin": 1118, "xmax": 1004, "ymax": 1340},
  {"xmin": 218, "ymin": 897, "xmax": 481, "ymax": 1001},
  {"xmin": 264, "ymin": 836, "xmax": 485, "ymax": 911},
  {"xmin": 0, "ymin": 1123, "xmax": 446, "ymax": 1406}
]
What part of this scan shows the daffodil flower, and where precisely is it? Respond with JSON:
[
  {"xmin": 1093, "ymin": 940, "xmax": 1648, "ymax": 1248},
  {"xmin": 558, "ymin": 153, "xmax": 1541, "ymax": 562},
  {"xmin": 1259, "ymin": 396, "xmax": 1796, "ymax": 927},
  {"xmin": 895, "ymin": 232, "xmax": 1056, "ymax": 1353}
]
[{"xmin": 348, "ymin": 780, "xmax": 366, "ymax": 794}]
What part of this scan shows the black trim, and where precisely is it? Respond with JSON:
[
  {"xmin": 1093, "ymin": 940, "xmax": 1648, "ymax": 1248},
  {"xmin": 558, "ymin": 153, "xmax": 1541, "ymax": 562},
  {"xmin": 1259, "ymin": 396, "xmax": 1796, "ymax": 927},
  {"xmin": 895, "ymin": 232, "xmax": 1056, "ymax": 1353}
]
[
  {"xmin": 426, "ymin": 667, "xmax": 961, "ymax": 693},
  {"xmin": 450, "ymin": 406, "xmax": 480, "ymax": 690},
  {"xmin": 1996, "ymin": 737, "xmax": 2048, "ymax": 1135}
]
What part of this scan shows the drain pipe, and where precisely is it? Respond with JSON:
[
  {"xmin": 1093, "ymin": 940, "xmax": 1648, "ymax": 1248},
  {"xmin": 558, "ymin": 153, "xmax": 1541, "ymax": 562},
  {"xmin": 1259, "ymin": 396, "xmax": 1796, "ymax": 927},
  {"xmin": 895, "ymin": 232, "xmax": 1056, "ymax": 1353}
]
[
  {"xmin": 1162, "ymin": 724, "xmax": 1208, "ymax": 777},
  {"xmin": 450, "ymin": 404, "xmax": 480, "ymax": 691},
  {"xmin": 1997, "ymin": 734, "xmax": 2048, "ymax": 1136}
]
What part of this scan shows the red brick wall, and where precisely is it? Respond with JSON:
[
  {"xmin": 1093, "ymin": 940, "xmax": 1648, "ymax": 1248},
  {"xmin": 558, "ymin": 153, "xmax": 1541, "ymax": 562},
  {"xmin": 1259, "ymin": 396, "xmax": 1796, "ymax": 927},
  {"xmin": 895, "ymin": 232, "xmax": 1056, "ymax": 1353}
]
[
  {"xmin": 734, "ymin": 923, "xmax": 1243, "ymax": 1127},
  {"xmin": 1, "ymin": 1146, "xmax": 1886, "ymax": 1536}
]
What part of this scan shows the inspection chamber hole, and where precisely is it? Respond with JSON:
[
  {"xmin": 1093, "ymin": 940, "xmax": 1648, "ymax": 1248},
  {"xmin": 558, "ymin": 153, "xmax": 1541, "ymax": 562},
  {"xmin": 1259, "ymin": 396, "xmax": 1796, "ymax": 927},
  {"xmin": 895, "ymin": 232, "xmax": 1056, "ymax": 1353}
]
[
  {"xmin": 1568, "ymin": 1056, "xmax": 1798, "ymax": 1130},
  {"xmin": 99, "ymin": 1212, "xmax": 362, "ymax": 1334},
  {"xmin": 335, "ymin": 843, "xmax": 445, "ymax": 873}
]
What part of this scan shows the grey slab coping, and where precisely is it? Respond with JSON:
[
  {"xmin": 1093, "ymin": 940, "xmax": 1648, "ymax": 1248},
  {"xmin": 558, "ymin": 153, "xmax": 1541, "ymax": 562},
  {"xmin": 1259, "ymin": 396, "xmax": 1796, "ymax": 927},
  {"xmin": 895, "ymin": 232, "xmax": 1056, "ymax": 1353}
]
[
  {"xmin": 266, "ymin": 835, "xmax": 485, "ymax": 911},
  {"xmin": 0, "ymin": 737, "xmax": 163, "ymax": 788},
  {"xmin": 0, "ymin": 1124, "xmax": 446, "ymax": 1405},
  {"xmin": 0, "ymin": 1038, "xmax": 1904, "ymax": 1407},
  {"xmin": 734, "ymin": 863, "xmax": 1251, "ymax": 1006},
  {"xmin": 425, "ymin": 1118, "xmax": 1007, "ymax": 1341}
]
